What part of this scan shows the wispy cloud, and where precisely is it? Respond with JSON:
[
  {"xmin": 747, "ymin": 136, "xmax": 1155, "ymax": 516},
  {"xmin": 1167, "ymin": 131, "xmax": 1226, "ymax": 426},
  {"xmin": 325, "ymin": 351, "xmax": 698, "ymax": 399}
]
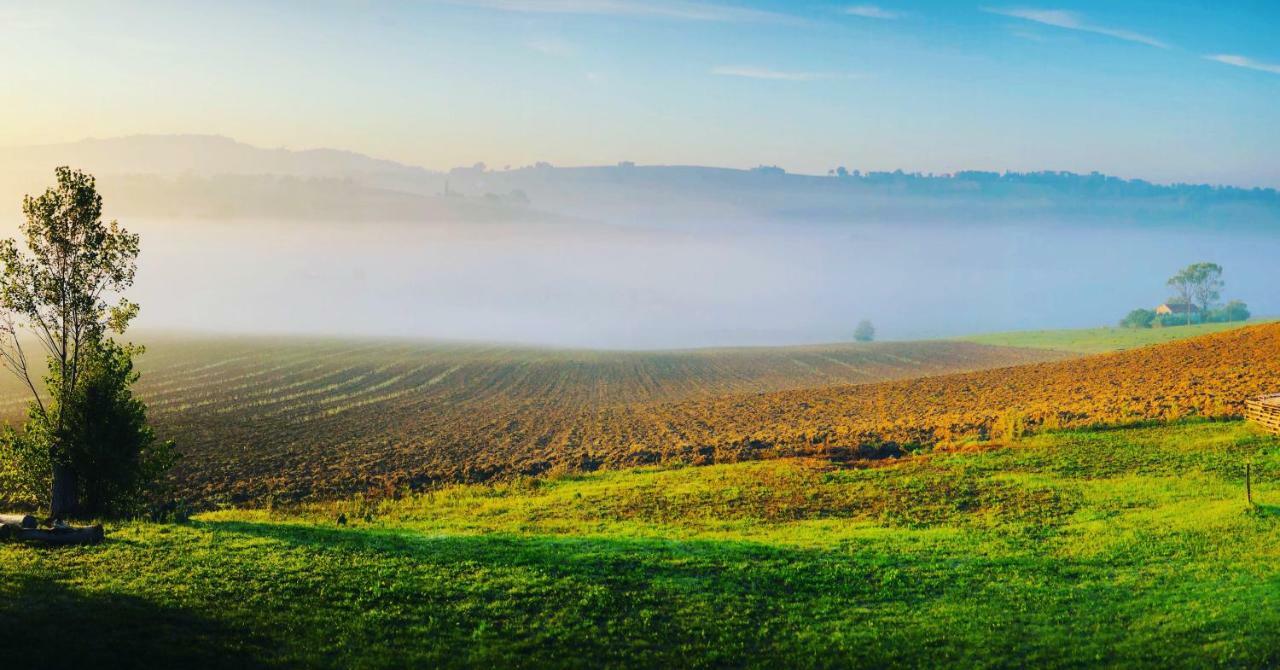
[
  {"xmin": 844, "ymin": 5, "xmax": 902, "ymax": 20},
  {"xmin": 983, "ymin": 7, "xmax": 1168, "ymax": 49},
  {"xmin": 438, "ymin": 0, "xmax": 798, "ymax": 23},
  {"xmin": 711, "ymin": 66, "xmax": 854, "ymax": 81},
  {"xmin": 1009, "ymin": 29, "xmax": 1046, "ymax": 43},
  {"xmin": 527, "ymin": 37, "xmax": 575, "ymax": 56},
  {"xmin": 1206, "ymin": 54, "xmax": 1280, "ymax": 75}
]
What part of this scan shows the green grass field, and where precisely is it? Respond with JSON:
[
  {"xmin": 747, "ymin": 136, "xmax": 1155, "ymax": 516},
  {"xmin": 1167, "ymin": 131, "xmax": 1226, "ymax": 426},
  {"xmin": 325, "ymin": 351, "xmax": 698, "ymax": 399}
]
[
  {"xmin": 957, "ymin": 318, "xmax": 1272, "ymax": 353},
  {"xmin": 5, "ymin": 419, "xmax": 1280, "ymax": 668}
]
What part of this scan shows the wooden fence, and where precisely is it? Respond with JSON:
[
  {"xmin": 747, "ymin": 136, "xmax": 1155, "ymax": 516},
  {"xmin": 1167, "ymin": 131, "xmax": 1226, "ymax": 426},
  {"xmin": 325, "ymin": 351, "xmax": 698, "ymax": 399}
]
[{"xmin": 1246, "ymin": 394, "xmax": 1280, "ymax": 435}]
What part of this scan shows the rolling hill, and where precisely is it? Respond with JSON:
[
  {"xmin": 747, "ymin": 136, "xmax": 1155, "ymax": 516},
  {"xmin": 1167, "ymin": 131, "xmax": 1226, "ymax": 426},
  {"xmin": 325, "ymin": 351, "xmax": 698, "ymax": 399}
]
[
  {"xmin": 957, "ymin": 319, "xmax": 1275, "ymax": 353},
  {"xmin": 634, "ymin": 321, "xmax": 1280, "ymax": 462}
]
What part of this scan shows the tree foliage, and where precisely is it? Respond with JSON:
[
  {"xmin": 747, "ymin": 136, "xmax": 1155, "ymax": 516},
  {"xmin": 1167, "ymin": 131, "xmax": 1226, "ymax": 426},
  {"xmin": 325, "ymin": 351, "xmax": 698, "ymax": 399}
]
[
  {"xmin": 1166, "ymin": 271, "xmax": 1196, "ymax": 326},
  {"xmin": 1218, "ymin": 300, "xmax": 1251, "ymax": 323},
  {"xmin": 66, "ymin": 339, "xmax": 175, "ymax": 515},
  {"xmin": 0, "ymin": 340, "xmax": 175, "ymax": 515},
  {"xmin": 1202, "ymin": 300, "xmax": 1251, "ymax": 324},
  {"xmin": 1188, "ymin": 263, "xmax": 1224, "ymax": 315},
  {"xmin": 0, "ymin": 167, "xmax": 165, "ymax": 518},
  {"xmin": 1120, "ymin": 308, "xmax": 1156, "ymax": 329},
  {"xmin": 854, "ymin": 320, "xmax": 876, "ymax": 342},
  {"xmin": 1166, "ymin": 262, "xmax": 1224, "ymax": 326}
]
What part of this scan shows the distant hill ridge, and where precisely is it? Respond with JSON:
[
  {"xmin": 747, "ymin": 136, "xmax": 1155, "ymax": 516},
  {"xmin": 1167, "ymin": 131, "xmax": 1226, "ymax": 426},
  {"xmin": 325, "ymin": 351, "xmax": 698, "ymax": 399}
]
[
  {"xmin": 3, "ymin": 134, "xmax": 426, "ymax": 178},
  {"xmin": 2, "ymin": 134, "xmax": 1277, "ymax": 225}
]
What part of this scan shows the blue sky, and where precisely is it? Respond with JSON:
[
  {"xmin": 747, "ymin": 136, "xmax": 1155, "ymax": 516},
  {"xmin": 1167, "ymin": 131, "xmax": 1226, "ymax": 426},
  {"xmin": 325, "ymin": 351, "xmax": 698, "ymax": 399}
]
[{"xmin": 2, "ymin": 0, "xmax": 1278, "ymax": 186}]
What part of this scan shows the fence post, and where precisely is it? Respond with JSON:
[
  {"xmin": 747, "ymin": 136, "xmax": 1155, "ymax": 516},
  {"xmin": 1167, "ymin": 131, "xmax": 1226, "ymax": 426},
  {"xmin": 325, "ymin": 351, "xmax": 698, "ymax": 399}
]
[{"xmin": 1247, "ymin": 463, "xmax": 1253, "ymax": 507}]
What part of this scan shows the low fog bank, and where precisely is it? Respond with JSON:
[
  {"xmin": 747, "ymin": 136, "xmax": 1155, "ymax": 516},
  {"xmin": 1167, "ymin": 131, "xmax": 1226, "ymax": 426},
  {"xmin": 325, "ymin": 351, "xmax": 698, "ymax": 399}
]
[
  {"xmin": 2, "ymin": 137, "xmax": 1274, "ymax": 348},
  {"xmin": 98, "ymin": 218, "xmax": 1279, "ymax": 349}
]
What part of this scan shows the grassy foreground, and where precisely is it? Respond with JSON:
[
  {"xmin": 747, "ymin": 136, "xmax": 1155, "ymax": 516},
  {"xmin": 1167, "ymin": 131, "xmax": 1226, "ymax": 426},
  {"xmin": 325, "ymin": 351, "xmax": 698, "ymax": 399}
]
[
  {"xmin": 4, "ymin": 420, "xmax": 1280, "ymax": 668},
  {"xmin": 958, "ymin": 319, "xmax": 1270, "ymax": 353}
]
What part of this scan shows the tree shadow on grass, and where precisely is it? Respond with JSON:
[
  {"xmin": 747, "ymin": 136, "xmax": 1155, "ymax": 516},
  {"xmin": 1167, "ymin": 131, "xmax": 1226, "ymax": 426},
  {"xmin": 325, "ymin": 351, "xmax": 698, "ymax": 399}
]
[
  {"xmin": 198, "ymin": 519, "xmax": 908, "ymax": 597},
  {"xmin": 190, "ymin": 519, "xmax": 1170, "ymax": 669},
  {"xmin": 196, "ymin": 518, "xmax": 1147, "ymax": 610},
  {"xmin": 0, "ymin": 571, "xmax": 273, "ymax": 670},
  {"xmin": 1247, "ymin": 503, "xmax": 1280, "ymax": 517},
  {"xmin": 165, "ymin": 519, "xmax": 1280, "ymax": 668}
]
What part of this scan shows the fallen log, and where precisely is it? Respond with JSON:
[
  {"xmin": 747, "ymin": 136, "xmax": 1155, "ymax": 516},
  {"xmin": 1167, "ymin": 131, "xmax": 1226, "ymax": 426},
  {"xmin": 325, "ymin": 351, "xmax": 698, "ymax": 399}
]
[
  {"xmin": 0, "ymin": 514, "xmax": 37, "ymax": 529},
  {"xmin": 0, "ymin": 523, "xmax": 104, "ymax": 545}
]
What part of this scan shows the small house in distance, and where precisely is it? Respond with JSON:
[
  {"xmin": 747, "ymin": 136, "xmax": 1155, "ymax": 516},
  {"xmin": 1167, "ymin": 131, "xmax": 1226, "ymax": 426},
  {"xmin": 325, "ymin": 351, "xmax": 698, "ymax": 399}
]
[{"xmin": 1155, "ymin": 302, "xmax": 1200, "ymax": 316}]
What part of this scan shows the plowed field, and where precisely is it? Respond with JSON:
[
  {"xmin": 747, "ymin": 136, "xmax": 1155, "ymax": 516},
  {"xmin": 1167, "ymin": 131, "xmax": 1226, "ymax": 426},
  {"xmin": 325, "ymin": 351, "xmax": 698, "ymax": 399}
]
[{"xmin": 0, "ymin": 336, "xmax": 1061, "ymax": 504}]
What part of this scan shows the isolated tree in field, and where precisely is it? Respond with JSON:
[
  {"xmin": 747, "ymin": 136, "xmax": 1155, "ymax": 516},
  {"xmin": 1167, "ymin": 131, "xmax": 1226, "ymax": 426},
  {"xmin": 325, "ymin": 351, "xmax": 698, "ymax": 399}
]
[
  {"xmin": 0, "ymin": 167, "xmax": 167, "ymax": 518},
  {"xmin": 1167, "ymin": 263, "xmax": 1222, "ymax": 326},
  {"xmin": 854, "ymin": 320, "xmax": 875, "ymax": 342}
]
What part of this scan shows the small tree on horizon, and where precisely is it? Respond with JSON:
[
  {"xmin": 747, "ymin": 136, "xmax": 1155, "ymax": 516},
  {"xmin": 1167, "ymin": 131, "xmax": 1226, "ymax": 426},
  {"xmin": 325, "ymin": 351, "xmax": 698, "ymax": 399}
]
[
  {"xmin": 854, "ymin": 320, "xmax": 875, "ymax": 342},
  {"xmin": 1189, "ymin": 263, "xmax": 1224, "ymax": 318},
  {"xmin": 1167, "ymin": 262, "xmax": 1224, "ymax": 326}
]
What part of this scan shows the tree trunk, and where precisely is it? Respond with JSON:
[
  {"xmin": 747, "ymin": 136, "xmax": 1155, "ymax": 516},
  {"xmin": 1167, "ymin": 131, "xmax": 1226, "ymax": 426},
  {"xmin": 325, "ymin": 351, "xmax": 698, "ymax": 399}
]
[{"xmin": 49, "ymin": 462, "xmax": 79, "ymax": 520}]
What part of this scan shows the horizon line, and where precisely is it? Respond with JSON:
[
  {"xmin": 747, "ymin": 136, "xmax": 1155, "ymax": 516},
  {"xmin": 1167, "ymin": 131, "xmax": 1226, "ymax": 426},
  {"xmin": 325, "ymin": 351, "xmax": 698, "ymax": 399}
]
[{"xmin": 3, "ymin": 132, "xmax": 1277, "ymax": 193}]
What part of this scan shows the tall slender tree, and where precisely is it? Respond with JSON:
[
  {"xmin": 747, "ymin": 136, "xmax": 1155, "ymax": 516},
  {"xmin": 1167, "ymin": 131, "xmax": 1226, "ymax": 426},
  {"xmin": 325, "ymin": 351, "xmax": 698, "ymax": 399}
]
[
  {"xmin": 1188, "ymin": 262, "xmax": 1224, "ymax": 318},
  {"xmin": 0, "ymin": 167, "xmax": 140, "ymax": 518},
  {"xmin": 1166, "ymin": 267, "xmax": 1196, "ymax": 326}
]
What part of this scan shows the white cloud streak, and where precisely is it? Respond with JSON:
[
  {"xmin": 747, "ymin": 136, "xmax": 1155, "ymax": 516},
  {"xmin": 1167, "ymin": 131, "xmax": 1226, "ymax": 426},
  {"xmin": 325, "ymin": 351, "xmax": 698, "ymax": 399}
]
[
  {"xmin": 526, "ymin": 37, "xmax": 575, "ymax": 55},
  {"xmin": 983, "ymin": 7, "xmax": 1169, "ymax": 49},
  {"xmin": 844, "ymin": 5, "xmax": 902, "ymax": 20},
  {"xmin": 1206, "ymin": 54, "xmax": 1280, "ymax": 75},
  {"xmin": 438, "ymin": 0, "xmax": 798, "ymax": 23},
  {"xmin": 710, "ymin": 66, "xmax": 854, "ymax": 81}
]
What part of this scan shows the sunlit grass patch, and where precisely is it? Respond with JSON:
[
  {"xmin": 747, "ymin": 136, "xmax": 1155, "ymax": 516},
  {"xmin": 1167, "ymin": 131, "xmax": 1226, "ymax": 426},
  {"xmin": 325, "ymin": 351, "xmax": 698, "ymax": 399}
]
[
  {"xmin": 957, "ymin": 318, "xmax": 1274, "ymax": 353},
  {"xmin": 7, "ymin": 419, "xmax": 1280, "ymax": 667}
]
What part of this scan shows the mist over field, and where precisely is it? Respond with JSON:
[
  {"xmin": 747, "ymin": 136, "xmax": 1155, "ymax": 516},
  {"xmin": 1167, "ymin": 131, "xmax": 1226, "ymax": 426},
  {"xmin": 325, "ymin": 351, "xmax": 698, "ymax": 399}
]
[
  {"xmin": 1, "ymin": 135, "xmax": 1276, "ymax": 348},
  {"xmin": 109, "ymin": 218, "xmax": 1275, "ymax": 348}
]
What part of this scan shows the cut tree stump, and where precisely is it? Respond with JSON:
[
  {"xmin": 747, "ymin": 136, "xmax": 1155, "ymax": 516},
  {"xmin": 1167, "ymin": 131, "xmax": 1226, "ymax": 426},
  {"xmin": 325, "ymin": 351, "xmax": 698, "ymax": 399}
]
[
  {"xmin": 3, "ymin": 524, "xmax": 105, "ymax": 545},
  {"xmin": 0, "ymin": 514, "xmax": 38, "ymax": 529},
  {"xmin": 0, "ymin": 513, "xmax": 104, "ymax": 545}
]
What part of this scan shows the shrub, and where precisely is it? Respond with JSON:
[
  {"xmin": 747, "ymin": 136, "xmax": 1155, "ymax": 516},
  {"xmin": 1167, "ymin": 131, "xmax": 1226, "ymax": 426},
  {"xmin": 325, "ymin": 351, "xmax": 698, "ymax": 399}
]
[
  {"xmin": 1120, "ymin": 308, "xmax": 1156, "ymax": 329},
  {"xmin": 0, "ymin": 339, "xmax": 176, "ymax": 517},
  {"xmin": 1212, "ymin": 300, "xmax": 1251, "ymax": 323}
]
